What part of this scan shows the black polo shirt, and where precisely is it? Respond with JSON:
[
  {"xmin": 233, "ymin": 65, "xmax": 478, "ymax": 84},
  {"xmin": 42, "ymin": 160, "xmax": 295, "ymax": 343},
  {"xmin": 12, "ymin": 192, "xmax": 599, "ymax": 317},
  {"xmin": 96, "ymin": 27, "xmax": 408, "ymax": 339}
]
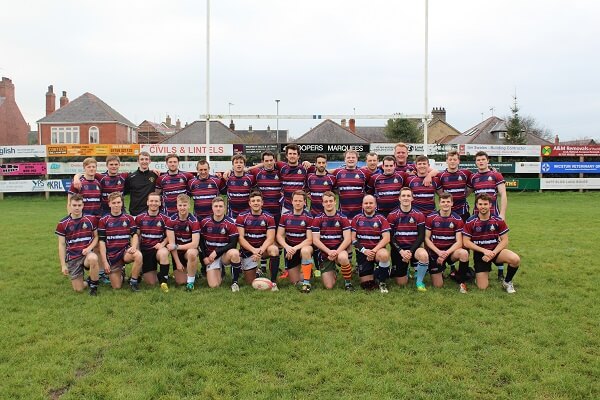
[{"xmin": 125, "ymin": 168, "xmax": 159, "ymax": 216}]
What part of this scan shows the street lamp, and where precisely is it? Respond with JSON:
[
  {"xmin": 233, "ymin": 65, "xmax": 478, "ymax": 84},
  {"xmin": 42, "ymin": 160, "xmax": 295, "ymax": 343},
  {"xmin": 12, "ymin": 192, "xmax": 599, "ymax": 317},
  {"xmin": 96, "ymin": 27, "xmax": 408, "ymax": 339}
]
[{"xmin": 275, "ymin": 99, "xmax": 280, "ymax": 160}]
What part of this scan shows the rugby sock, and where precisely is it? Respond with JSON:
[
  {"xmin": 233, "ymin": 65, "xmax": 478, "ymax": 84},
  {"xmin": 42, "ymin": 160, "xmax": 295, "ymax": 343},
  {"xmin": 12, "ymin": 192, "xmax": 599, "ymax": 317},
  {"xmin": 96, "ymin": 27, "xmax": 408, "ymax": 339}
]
[
  {"xmin": 260, "ymin": 258, "xmax": 268, "ymax": 275},
  {"xmin": 231, "ymin": 261, "xmax": 242, "ymax": 283},
  {"xmin": 89, "ymin": 279, "xmax": 99, "ymax": 289},
  {"xmin": 341, "ymin": 263, "xmax": 352, "ymax": 285},
  {"xmin": 129, "ymin": 277, "xmax": 139, "ymax": 286},
  {"xmin": 301, "ymin": 260, "xmax": 313, "ymax": 285},
  {"xmin": 505, "ymin": 265, "xmax": 518, "ymax": 282},
  {"xmin": 159, "ymin": 264, "xmax": 170, "ymax": 284},
  {"xmin": 375, "ymin": 262, "xmax": 391, "ymax": 283},
  {"xmin": 415, "ymin": 262, "xmax": 428, "ymax": 286},
  {"xmin": 187, "ymin": 275, "xmax": 195, "ymax": 284},
  {"xmin": 497, "ymin": 264, "xmax": 505, "ymax": 272},
  {"xmin": 458, "ymin": 260, "xmax": 469, "ymax": 284},
  {"xmin": 269, "ymin": 256, "xmax": 280, "ymax": 283}
]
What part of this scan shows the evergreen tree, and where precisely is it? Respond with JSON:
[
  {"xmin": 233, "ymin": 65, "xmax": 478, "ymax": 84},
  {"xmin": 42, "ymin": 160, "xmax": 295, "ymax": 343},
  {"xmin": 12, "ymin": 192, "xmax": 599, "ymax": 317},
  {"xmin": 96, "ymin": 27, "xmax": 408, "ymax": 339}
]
[
  {"xmin": 384, "ymin": 118, "xmax": 423, "ymax": 143},
  {"xmin": 506, "ymin": 96, "xmax": 527, "ymax": 145}
]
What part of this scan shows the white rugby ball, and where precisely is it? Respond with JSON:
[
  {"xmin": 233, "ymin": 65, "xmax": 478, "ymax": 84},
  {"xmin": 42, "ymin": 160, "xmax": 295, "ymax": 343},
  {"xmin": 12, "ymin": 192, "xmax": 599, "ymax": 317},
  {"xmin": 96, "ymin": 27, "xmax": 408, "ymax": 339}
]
[{"xmin": 252, "ymin": 277, "xmax": 274, "ymax": 290}]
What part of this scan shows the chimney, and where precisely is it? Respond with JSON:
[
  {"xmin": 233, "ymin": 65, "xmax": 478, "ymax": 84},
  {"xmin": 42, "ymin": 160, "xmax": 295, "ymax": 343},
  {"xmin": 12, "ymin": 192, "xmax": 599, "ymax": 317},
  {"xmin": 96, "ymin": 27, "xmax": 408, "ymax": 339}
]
[
  {"xmin": 248, "ymin": 125, "xmax": 253, "ymax": 132},
  {"xmin": 165, "ymin": 115, "xmax": 172, "ymax": 126},
  {"xmin": 431, "ymin": 107, "xmax": 446, "ymax": 122},
  {"xmin": 229, "ymin": 120, "xmax": 235, "ymax": 130},
  {"xmin": 0, "ymin": 77, "xmax": 15, "ymax": 100},
  {"xmin": 46, "ymin": 85, "xmax": 56, "ymax": 116},
  {"xmin": 176, "ymin": 118, "xmax": 181, "ymax": 129},
  {"xmin": 349, "ymin": 118, "xmax": 356, "ymax": 133},
  {"xmin": 554, "ymin": 135, "xmax": 559, "ymax": 145},
  {"xmin": 341, "ymin": 118, "xmax": 347, "ymax": 128},
  {"xmin": 267, "ymin": 125, "xmax": 271, "ymax": 132},
  {"xmin": 59, "ymin": 91, "xmax": 69, "ymax": 108}
]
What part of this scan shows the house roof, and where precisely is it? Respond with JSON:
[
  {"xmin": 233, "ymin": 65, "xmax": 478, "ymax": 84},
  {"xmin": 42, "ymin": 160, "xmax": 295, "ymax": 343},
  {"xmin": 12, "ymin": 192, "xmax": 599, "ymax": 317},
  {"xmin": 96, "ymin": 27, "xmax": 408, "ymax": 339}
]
[
  {"xmin": 138, "ymin": 120, "xmax": 176, "ymax": 135},
  {"xmin": 234, "ymin": 129, "xmax": 288, "ymax": 144},
  {"xmin": 560, "ymin": 139, "xmax": 598, "ymax": 145},
  {"xmin": 354, "ymin": 126, "xmax": 387, "ymax": 142},
  {"xmin": 159, "ymin": 120, "xmax": 243, "ymax": 144},
  {"xmin": 37, "ymin": 92, "xmax": 136, "ymax": 128},
  {"xmin": 294, "ymin": 119, "xmax": 368, "ymax": 144},
  {"xmin": 445, "ymin": 116, "xmax": 551, "ymax": 145}
]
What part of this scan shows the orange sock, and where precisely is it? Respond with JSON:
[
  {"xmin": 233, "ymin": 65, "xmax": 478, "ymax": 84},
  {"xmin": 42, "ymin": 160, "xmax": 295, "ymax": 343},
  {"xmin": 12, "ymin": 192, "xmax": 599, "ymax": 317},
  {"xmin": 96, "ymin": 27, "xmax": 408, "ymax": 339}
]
[
  {"xmin": 341, "ymin": 263, "xmax": 352, "ymax": 281},
  {"xmin": 301, "ymin": 263, "xmax": 313, "ymax": 282}
]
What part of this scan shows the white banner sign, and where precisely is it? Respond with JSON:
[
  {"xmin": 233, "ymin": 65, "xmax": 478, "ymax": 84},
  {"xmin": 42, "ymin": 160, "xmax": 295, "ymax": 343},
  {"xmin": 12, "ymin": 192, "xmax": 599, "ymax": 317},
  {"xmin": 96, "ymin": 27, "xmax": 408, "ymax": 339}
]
[
  {"xmin": 140, "ymin": 144, "xmax": 233, "ymax": 156},
  {"xmin": 541, "ymin": 178, "xmax": 600, "ymax": 190},
  {"xmin": 0, "ymin": 145, "xmax": 47, "ymax": 158},
  {"xmin": 515, "ymin": 162, "xmax": 540, "ymax": 174},
  {"xmin": 462, "ymin": 144, "xmax": 540, "ymax": 157},
  {"xmin": 0, "ymin": 179, "xmax": 68, "ymax": 193},
  {"xmin": 47, "ymin": 161, "xmax": 139, "ymax": 175},
  {"xmin": 370, "ymin": 143, "xmax": 458, "ymax": 156}
]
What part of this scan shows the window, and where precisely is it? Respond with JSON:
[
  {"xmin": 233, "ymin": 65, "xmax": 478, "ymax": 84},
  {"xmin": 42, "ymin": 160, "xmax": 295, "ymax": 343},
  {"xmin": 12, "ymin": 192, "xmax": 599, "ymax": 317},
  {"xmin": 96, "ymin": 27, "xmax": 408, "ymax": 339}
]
[
  {"xmin": 127, "ymin": 127, "xmax": 137, "ymax": 143},
  {"xmin": 51, "ymin": 126, "xmax": 80, "ymax": 144},
  {"xmin": 498, "ymin": 131, "xmax": 506, "ymax": 140},
  {"xmin": 89, "ymin": 126, "xmax": 99, "ymax": 143}
]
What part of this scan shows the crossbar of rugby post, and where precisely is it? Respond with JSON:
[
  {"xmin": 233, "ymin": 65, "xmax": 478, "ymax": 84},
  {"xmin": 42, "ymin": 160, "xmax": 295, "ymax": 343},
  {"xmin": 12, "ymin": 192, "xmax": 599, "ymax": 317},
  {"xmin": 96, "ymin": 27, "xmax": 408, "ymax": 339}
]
[{"xmin": 211, "ymin": 113, "xmax": 429, "ymax": 120}]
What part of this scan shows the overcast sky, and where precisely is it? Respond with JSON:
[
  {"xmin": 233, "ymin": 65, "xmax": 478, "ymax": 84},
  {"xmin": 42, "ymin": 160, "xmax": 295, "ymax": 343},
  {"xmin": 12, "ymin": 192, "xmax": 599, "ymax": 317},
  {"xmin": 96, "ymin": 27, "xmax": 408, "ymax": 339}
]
[{"xmin": 2, "ymin": 0, "xmax": 599, "ymax": 141}]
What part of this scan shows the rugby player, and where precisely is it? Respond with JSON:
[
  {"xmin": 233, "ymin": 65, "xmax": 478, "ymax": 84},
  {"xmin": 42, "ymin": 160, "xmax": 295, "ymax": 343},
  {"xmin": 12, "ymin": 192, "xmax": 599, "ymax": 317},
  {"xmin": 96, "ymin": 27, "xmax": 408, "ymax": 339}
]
[
  {"xmin": 405, "ymin": 155, "xmax": 441, "ymax": 217},
  {"xmin": 155, "ymin": 153, "xmax": 195, "ymax": 217},
  {"xmin": 187, "ymin": 160, "xmax": 225, "ymax": 221},
  {"xmin": 333, "ymin": 150, "xmax": 371, "ymax": 219},
  {"xmin": 368, "ymin": 155, "xmax": 408, "ymax": 215},
  {"xmin": 306, "ymin": 153, "xmax": 336, "ymax": 217},
  {"xmin": 225, "ymin": 154, "xmax": 256, "ymax": 219}
]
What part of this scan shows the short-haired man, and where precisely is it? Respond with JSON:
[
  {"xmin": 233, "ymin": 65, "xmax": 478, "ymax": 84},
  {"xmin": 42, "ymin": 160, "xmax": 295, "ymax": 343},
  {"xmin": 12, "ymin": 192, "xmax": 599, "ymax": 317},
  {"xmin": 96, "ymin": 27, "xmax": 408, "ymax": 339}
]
[
  {"xmin": 368, "ymin": 155, "xmax": 408, "ymax": 215},
  {"xmin": 56, "ymin": 194, "xmax": 100, "ymax": 295},
  {"xmin": 463, "ymin": 194, "xmax": 521, "ymax": 293},
  {"xmin": 98, "ymin": 192, "xmax": 143, "ymax": 291},
  {"xmin": 275, "ymin": 144, "xmax": 311, "ymax": 214},
  {"xmin": 67, "ymin": 157, "xmax": 102, "ymax": 223},
  {"xmin": 199, "ymin": 197, "xmax": 241, "ymax": 291},
  {"xmin": 306, "ymin": 154, "xmax": 336, "ymax": 217},
  {"xmin": 467, "ymin": 150, "xmax": 508, "ymax": 280},
  {"xmin": 165, "ymin": 194, "xmax": 200, "ymax": 291},
  {"xmin": 236, "ymin": 191, "xmax": 280, "ymax": 288},
  {"xmin": 187, "ymin": 160, "xmax": 225, "ymax": 221},
  {"xmin": 351, "ymin": 195, "xmax": 392, "ymax": 293},
  {"xmin": 155, "ymin": 153, "xmax": 195, "ymax": 217},
  {"xmin": 333, "ymin": 150, "xmax": 371, "ymax": 219},
  {"xmin": 424, "ymin": 192, "xmax": 470, "ymax": 292},
  {"xmin": 393, "ymin": 143, "xmax": 416, "ymax": 174},
  {"xmin": 406, "ymin": 155, "xmax": 441, "ymax": 217},
  {"xmin": 125, "ymin": 151, "xmax": 159, "ymax": 216},
  {"xmin": 225, "ymin": 154, "xmax": 256, "ymax": 219},
  {"xmin": 310, "ymin": 191, "xmax": 353, "ymax": 290},
  {"xmin": 135, "ymin": 192, "xmax": 170, "ymax": 292},
  {"xmin": 437, "ymin": 150, "xmax": 472, "ymax": 222},
  {"xmin": 386, "ymin": 188, "xmax": 429, "ymax": 287},
  {"xmin": 362, "ymin": 152, "xmax": 380, "ymax": 175},
  {"xmin": 249, "ymin": 151, "xmax": 283, "ymax": 225},
  {"xmin": 277, "ymin": 191, "xmax": 314, "ymax": 292}
]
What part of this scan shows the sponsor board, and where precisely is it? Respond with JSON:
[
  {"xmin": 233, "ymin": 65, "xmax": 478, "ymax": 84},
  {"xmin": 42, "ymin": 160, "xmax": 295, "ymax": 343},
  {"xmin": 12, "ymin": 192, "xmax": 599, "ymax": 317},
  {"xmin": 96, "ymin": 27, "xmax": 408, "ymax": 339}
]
[
  {"xmin": 140, "ymin": 144, "xmax": 233, "ymax": 156},
  {"xmin": 234, "ymin": 144, "xmax": 279, "ymax": 154},
  {"xmin": 47, "ymin": 144, "xmax": 139, "ymax": 157},
  {"xmin": 0, "ymin": 145, "xmax": 47, "ymax": 158},
  {"xmin": 0, "ymin": 179, "xmax": 70, "ymax": 193},
  {"xmin": 541, "ymin": 145, "xmax": 600, "ymax": 157},
  {"xmin": 515, "ymin": 162, "xmax": 540, "ymax": 174},
  {"xmin": 505, "ymin": 178, "xmax": 540, "ymax": 190},
  {"xmin": 0, "ymin": 162, "xmax": 47, "ymax": 176},
  {"xmin": 370, "ymin": 143, "xmax": 458, "ymax": 156},
  {"xmin": 280, "ymin": 143, "xmax": 369, "ymax": 154},
  {"xmin": 463, "ymin": 144, "xmax": 540, "ymax": 157},
  {"xmin": 540, "ymin": 178, "xmax": 600, "ymax": 189},
  {"xmin": 540, "ymin": 162, "xmax": 600, "ymax": 174},
  {"xmin": 47, "ymin": 161, "xmax": 139, "ymax": 174}
]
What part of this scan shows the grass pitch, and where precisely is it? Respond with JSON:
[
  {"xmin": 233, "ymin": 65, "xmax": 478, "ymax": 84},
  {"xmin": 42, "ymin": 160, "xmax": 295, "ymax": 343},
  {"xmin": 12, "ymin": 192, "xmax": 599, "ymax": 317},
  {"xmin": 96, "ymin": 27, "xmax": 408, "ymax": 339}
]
[{"xmin": 0, "ymin": 192, "xmax": 598, "ymax": 399}]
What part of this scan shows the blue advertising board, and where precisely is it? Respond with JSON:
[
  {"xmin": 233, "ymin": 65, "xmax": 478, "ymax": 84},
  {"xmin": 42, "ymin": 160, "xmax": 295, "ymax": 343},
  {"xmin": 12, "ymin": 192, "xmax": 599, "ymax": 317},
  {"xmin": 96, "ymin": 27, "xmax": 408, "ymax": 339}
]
[{"xmin": 540, "ymin": 162, "xmax": 600, "ymax": 174}]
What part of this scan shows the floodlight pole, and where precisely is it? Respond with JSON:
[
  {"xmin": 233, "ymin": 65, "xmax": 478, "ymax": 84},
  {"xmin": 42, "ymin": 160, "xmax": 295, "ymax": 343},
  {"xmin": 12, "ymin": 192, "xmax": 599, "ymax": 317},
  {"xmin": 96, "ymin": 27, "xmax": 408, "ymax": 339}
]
[
  {"xmin": 275, "ymin": 99, "xmax": 280, "ymax": 160},
  {"xmin": 423, "ymin": 0, "xmax": 429, "ymax": 156},
  {"xmin": 205, "ymin": 0, "xmax": 211, "ymax": 163}
]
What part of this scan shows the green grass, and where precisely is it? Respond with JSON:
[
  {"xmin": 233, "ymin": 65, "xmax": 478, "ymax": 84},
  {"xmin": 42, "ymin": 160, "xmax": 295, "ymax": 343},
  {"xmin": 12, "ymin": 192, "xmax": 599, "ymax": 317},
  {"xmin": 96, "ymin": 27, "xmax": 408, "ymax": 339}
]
[{"xmin": 0, "ymin": 193, "xmax": 599, "ymax": 399}]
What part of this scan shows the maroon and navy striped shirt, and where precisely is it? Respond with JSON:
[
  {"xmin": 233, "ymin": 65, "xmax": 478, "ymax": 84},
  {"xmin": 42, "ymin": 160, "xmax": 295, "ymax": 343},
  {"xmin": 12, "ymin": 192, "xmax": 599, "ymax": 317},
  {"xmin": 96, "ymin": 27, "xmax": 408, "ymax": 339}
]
[
  {"xmin": 387, "ymin": 207, "xmax": 425, "ymax": 250},
  {"xmin": 425, "ymin": 211, "xmax": 464, "ymax": 251},
  {"xmin": 96, "ymin": 172, "xmax": 128, "ymax": 215},
  {"xmin": 98, "ymin": 213, "xmax": 137, "ymax": 265},
  {"xmin": 306, "ymin": 172, "xmax": 336, "ymax": 216},
  {"xmin": 468, "ymin": 170, "xmax": 505, "ymax": 216},
  {"xmin": 68, "ymin": 176, "xmax": 103, "ymax": 218},
  {"xmin": 279, "ymin": 211, "xmax": 313, "ymax": 247},
  {"xmin": 406, "ymin": 175, "xmax": 441, "ymax": 217},
  {"xmin": 166, "ymin": 214, "xmax": 200, "ymax": 246},
  {"xmin": 236, "ymin": 211, "xmax": 276, "ymax": 257},
  {"xmin": 351, "ymin": 213, "xmax": 391, "ymax": 249},
  {"xmin": 55, "ymin": 215, "xmax": 97, "ymax": 261},
  {"xmin": 135, "ymin": 212, "xmax": 168, "ymax": 251},
  {"xmin": 463, "ymin": 215, "xmax": 509, "ymax": 251},
  {"xmin": 367, "ymin": 171, "xmax": 408, "ymax": 214},
  {"xmin": 276, "ymin": 161, "xmax": 309, "ymax": 210},
  {"xmin": 199, "ymin": 216, "xmax": 239, "ymax": 255},
  {"xmin": 333, "ymin": 168, "xmax": 371, "ymax": 219},
  {"xmin": 310, "ymin": 212, "xmax": 351, "ymax": 250},
  {"xmin": 187, "ymin": 175, "xmax": 225, "ymax": 220},
  {"xmin": 250, "ymin": 167, "xmax": 283, "ymax": 217},
  {"xmin": 225, "ymin": 173, "xmax": 256, "ymax": 219},
  {"xmin": 438, "ymin": 169, "xmax": 472, "ymax": 215},
  {"xmin": 155, "ymin": 171, "xmax": 194, "ymax": 216}
]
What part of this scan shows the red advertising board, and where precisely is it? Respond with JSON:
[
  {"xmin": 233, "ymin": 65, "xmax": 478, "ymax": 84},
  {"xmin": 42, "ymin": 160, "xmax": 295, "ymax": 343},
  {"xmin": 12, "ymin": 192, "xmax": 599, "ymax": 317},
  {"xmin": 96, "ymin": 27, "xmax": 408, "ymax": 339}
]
[
  {"xmin": 541, "ymin": 145, "xmax": 600, "ymax": 157},
  {"xmin": 0, "ymin": 162, "xmax": 47, "ymax": 176}
]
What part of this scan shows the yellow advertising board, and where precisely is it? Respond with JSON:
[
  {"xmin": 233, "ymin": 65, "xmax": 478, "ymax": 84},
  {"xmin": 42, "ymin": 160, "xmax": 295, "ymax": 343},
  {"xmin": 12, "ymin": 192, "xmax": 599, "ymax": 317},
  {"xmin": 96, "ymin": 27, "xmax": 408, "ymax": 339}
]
[{"xmin": 46, "ymin": 144, "xmax": 140, "ymax": 157}]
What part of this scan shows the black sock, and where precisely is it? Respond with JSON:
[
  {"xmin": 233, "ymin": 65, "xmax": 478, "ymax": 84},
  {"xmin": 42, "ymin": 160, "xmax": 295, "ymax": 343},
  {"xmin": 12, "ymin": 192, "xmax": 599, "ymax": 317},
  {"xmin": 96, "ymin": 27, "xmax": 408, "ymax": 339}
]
[
  {"xmin": 375, "ymin": 266, "xmax": 390, "ymax": 283},
  {"xmin": 89, "ymin": 279, "xmax": 99, "ymax": 289},
  {"xmin": 269, "ymin": 256, "xmax": 279, "ymax": 283},
  {"xmin": 458, "ymin": 261, "xmax": 469, "ymax": 284},
  {"xmin": 231, "ymin": 262, "xmax": 241, "ymax": 283},
  {"xmin": 159, "ymin": 264, "xmax": 170, "ymax": 283},
  {"xmin": 505, "ymin": 265, "xmax": 518, "ymax": 282}
]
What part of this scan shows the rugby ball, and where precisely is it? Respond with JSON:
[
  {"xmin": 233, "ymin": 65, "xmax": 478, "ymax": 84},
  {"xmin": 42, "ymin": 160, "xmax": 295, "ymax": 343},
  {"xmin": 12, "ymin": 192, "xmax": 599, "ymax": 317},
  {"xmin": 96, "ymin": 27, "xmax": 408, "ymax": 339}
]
[{"xmin": 252, "ymin": 277, "xmax": 274, "ymax": 291}]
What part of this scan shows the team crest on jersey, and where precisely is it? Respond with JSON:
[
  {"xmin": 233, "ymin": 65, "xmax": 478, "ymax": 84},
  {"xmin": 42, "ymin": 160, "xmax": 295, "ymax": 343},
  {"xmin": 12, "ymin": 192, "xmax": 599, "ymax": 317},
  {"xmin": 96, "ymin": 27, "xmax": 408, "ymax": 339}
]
[
  {"xmin": 275, "ymin": 176, "xmax": 279, "ymax": 180},
  {"xmin": 355, "ymin": 174, "xmax": 360, "ymax": 179},
  {"xmin": 449, "ymin": 222, "xmax": 454, "ymax": 229},
  {"xmin": 149, "ymin": 177, "xmax": 155, "ymax": 183},
  {"xmin": 208, "ymin": 184, "xmax": 212, "ymax": 188},
  {"xmin": 180, "ymin": 178, "xmax": 184, "ymax": 183},
  {"xmin": 185, "ymin": 226, "xmax": 190, "ymax": 232},
  {"xmin": 490, "ymin": 225, "xmax": 496, "ymax": 231},
  {"xmin": 409, "ymin": 217, "xmax": 414, "ymax": 224},
  {"xmin": 122, "ymin": 221, "xmax": 128, "ymax": 227},
  {"xmin": 221, "ymin": 228, "xmax": 226, "ymax": 235},
  {"xmin": 475, "ymin": 226, "xmax": 482, "ymax": 232},
  {"xmin": 260, "ymin": 221, "xmax": 266, "ymax": 226},
  {"xmin": 82, "ymin": 223, "xmax": 88, "ymax": 229},
  {"xmin": 157, "ymin": 221, "xmax": 162, "ymax": 227},
  {"xmin": 458, "ymin": 176, "xmax": 463, "ymax": 181},
  {"xmin": 243, "ymin": 181, "xmax": 248, "ymax": 186},
  {"xmin": 324, "ymin": 181, "xmax": 329, "ymax": 185},
  {"xmin": 300, "ymin": 221, "xmax": 306, "ymax": 226},
  {"xmin": 373, "ymin": 222, "xmax": 379, "ymax": 228},
  {"xmin": 334, "ymin": 221, "xmax": 340, "ymax": 227},
  {"xmin": 435, "ymin": 222, "xmax": 440, "ymax": 227},
  {"xmin": 297, "ymin": 170, "xmax": 302, "ymax": 174},
  {"xmin": 358, "ymin": 221, "xmax": 364, "ymax": 226},
  {"xmin": 488, "ymin": 176, "xmax": 493, "ymax": 181},
  {"xmin": 394, "ymin": 178, "xmax": 398, "ymax": 183}
]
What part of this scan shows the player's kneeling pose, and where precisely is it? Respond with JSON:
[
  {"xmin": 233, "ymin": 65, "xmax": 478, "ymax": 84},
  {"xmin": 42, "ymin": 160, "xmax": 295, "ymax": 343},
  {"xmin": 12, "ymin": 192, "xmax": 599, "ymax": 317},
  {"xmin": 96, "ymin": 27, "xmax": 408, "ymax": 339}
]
[
  {"xmin": 351, "ymin": 195, "xmax": 392, "ymax": 293},
  {"xmin": 424, "ymin": 192, "xmax": 470, "ymax": 292},
  {"xmin": 98, "ymin": 192, "xmax": 143, "ymax": 291},
  {"xmin": 310, "ymin": 191, "xmax": 353, "ymax": 290},
  {"xmin": 199, "ymin": 197, "xmax": 241, "ymax": 290},
  {"xmin": 166, "ymin": 194, "xmax": 200, "ymax": 291},
  {"xmin": 462, "ymin": 193, "xmax": 520, "ymax": 293},
  {"xmin": 236, "ymin": 191, "xmax": 280, "ymax": 289},
  {"xmin": 56, "ymin": 194, "xmax": 100, "ymax": 295},
  {"xmin": 276, "ymin": 190, "xmax": 314, "ymax": 292}
]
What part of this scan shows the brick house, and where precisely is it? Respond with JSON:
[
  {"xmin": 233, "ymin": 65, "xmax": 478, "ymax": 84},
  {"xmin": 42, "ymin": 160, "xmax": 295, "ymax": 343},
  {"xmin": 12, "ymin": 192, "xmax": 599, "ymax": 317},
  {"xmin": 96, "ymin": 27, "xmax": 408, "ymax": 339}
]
[
  {"xmin": 37, "ymin": 86, "xmax": 137, "ymax": 144},
  {"xmin": 0, "ymin": 77, "xmax": 29, "ymax": 145}
]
